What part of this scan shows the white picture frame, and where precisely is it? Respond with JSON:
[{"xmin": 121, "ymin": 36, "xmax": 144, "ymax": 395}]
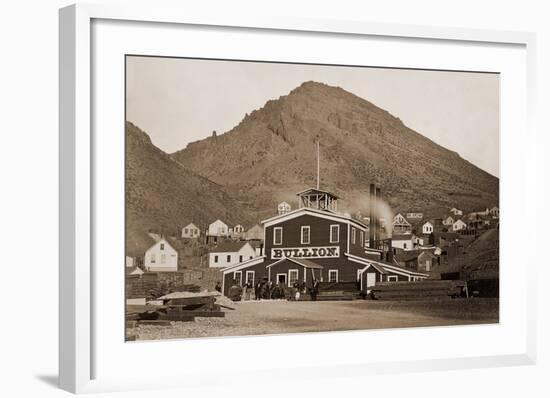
[{"xmin": 59, "ymin": 3, "xmax": 537, "ymax": 394}]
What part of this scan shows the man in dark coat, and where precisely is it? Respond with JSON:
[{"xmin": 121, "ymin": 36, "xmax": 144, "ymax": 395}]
[{"xmin": 311, "ymin": 279, "xmax": 320, "ymax": 301}]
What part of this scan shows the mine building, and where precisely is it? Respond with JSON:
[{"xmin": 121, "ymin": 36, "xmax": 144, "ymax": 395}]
[{"xmin": 221, "ymin": 185, "xmax": 428, "ymax": 296}]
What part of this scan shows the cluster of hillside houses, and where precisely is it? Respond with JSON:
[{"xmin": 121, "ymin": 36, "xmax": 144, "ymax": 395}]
[{"xmin": 127, "ymin": 186, "xmax": 499, "ymax": 296}]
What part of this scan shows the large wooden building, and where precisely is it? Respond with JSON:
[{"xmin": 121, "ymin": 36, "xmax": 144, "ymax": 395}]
[{"xmin": 221, "ymin": 188, "xmax": 427, "ymax": 296}]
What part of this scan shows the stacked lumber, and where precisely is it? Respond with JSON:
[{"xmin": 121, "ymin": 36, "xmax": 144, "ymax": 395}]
[
  {"xmin": 297, "ymin": 290, "xmax": 359, "ymax": 301},
  {"xmin": 370, "ymin": 280, "xmax": 465, "ymax": 301},
  {"xmin": 126, "ymin": 291, "xmax": 234, "ymax": 326},
  {"xmin": 318, "ymin": 282, "xmax": 358, "ymax": 293}
]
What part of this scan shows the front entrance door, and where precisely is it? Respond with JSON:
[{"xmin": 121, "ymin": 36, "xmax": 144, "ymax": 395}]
[
  {"xmin": 277, "ymin": 273, "xmax": 287, "ymax": 285},
  {"xmin": 366, "ymin": 272, "xmax": 376, "ymax": 288}
]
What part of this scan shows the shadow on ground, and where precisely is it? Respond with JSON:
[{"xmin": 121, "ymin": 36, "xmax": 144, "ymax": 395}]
[{"xmin": 35, "ymin": 374, "xmax": 58, "ymax": 389}]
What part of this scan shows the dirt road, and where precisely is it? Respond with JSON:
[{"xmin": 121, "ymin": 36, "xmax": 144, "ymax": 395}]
[{"xmin": 132, "ymin": 298, "xmax": 498, "ymax": 341}]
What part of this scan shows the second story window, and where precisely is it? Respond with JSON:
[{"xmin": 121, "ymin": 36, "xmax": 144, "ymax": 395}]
[
  {"xmin": 330, "ymin": 225, "xmax": 339, "ymax": 243},
  {"xmin": 160, "ymin": 243, "xmax": 164, "ymax": 250},
  {"xmin": 351, "ymin": 227, "xmax": 356, "ymax": 244},
  {"xmin": 301, "ymin": 226, "xmax": 310, "ymax": 244},
  {"xmin": 214, "ymin": 255, "xmax": 218, "ymax": 263},
  {"xmin": 273, "ymin": 227, "xmax": 283, "ymax": 245},
  {"xmin": 227, "ymin": 255, "xmax": 231, "ymax": 263}
]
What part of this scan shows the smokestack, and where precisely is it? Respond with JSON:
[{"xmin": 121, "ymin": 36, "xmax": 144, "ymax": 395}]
[
  {"xmin": 369, "ymin": 183, "xmax": 375, "ymax": 248},
  {"xmin": 375, "ymin": 186, "xmax": 381, "ymax": 248}
]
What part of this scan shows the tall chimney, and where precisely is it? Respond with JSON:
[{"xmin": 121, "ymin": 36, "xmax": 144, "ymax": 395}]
[
  {"xmin": 375, "ymin": 186, "xmax": 381, "ymax": 248},
  {"xmin": 369, "ymin": 183, "xmax": 375, "ymax": 248}
]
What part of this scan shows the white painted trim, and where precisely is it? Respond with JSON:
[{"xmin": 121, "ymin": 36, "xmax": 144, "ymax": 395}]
[
  {"xmin": 301, "ymin": 225, "xmax": 311, "ymax": 244},
  {"xmin": 221, "ymin": 256, "xmax": 265, "ymax": 274},
  {"xmin": 273, "ymin": 226, "xmax": 283, "ymax": 245},
  {"xmin": 328, "ymin": 269, "xmax": 339, "ymax": 283},
  {"xmin": 387, "ymin": 275, "xmax": 399, "ymax": 282},
  {"xmin": 345, "ymin": 252, "xmax": 429, "ymax": 277},
  {"xmin": 346, "ymin": 223, "xmax": 350, "ymax": 253},
  {"xmin": 245, "ymin": 270, "xmax": 255, "ymax": 286},
  {"xmin": 233, "ymin": 271, "xmax": 243, "ymax": 286},
  {"xmin": 288, "ymin": 269, "xmax": 299, "ymax": 287},
  {"xmin": 262, "ymin": 207, "xmax": 367, "ymax": 230},
  {"xmin": 276, "ymin": 273, "xmax": 287, "ymax": 285},
  {"xmin": 330, "ymin": 224, "xmax": 340, "ymax": 243},
  {"xmin": 351, "ymin": 227, "xmax": 356, "ymax": 244}
]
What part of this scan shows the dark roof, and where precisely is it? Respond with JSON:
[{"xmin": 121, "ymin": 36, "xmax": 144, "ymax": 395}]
[
  {"xmin": 261, "ymin": 207, "xmax": 367, "ymax": 229},
  {"xmin": 248, "ymin": 240, "xmax": 263, "ymax": 249},
  {"xmin": 394, "ymin": 249, "xmax": 422, "ymax": 262},
  {"xmin": 289, "ymin": 258, "xmax": 324, "ymax": 269},
  {"xmin": 209, "ymin": 241, "xmax": 250, "ymax": 253},
  {"xmin": 392, "ymin": 233, "xmax": 413, "ymax": 240},
  {"xmin": 266, "ymin": 257, "xmax": 324, "ymax": 269},
  {"xmin": 295, "ymin": 187, "xmax": 339, "ymax": 199},
  {"xmin": 436, "ymin": 232, "xmax": 460, "ymax": 240}
]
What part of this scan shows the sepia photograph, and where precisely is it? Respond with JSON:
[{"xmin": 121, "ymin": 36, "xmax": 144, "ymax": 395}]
[{"xmin": 124, "ymin": 55, "xmax": 499, "ymax": 341}]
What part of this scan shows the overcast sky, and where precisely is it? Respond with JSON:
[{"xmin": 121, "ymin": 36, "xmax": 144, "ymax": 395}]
[{"xmin": 126, "ymin": 56, "xmax": 499, "ymax": 177}]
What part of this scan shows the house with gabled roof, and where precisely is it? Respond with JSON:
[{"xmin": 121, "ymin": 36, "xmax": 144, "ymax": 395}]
[
  {"xmin": 277, "ymin": 201, "xmax": 292, "ymax": 215},
  {"xmin": 422, "ymin": 221, "xmax": 434, "ymax": 235},
  {"xmin": 144, "ymin": 237, "xmax": 178, "ymax": 272},
  {"xmin": 208, "ymin": 241, "xmax": 258, "ymax": 268},
  {"xmin": 181, "ymin": 222, "xmax": 200, "ymax": 239},
  {"xmin": 452, "ymin": 219, "xmax": 468, "ymax": 232},
  {"xmin": 442, "ymin": 215, "xmax": 455, "ymax": 226},
  {"xmin": 450, "ymin": 207, "xmax": 463, "ymax": 216},
  {"xmin": 393, "ymin": 213, "xmax": 412, "ymax": 233}
]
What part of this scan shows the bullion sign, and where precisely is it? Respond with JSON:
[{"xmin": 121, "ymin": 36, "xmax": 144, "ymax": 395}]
[{"xmin": 271, "ymin": 246, "xmax": 340, "ymax": 259}]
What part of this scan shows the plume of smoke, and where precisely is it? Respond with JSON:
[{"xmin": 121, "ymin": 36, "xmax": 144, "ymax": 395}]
[
  {"xmin": 341, "ymin": 192, "xmax": 394, "ymax": 237},
  {"xmin": 375, "ymin": 198, "xmax": 394, "ymax": 237}
]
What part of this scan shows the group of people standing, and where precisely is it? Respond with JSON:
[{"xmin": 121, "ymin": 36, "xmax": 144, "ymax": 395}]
[{"xmin": 226, "ymin": 277, "xmax": 321, "ymax": 301}]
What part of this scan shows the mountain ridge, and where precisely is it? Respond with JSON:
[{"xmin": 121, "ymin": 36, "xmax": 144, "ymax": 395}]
[
  {"xmin": 170, "ymin": 81, "xmax": 498, "ymax": 219},
  {"xmin": 125, "ymin": 121, "xmax": 256, "ymax": 256}
]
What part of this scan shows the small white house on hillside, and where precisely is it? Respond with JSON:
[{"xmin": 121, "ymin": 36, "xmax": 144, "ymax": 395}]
[
  {"xmin": 391, "ymin": 233, "xmax": 415, "ymax": 250},
  {"xmin": 181, "ymin": 223, "xmax": 200, "ymax": 239},
  {"xmin": 144, "ymin": 238, "xmax": 178, "ymax": 272},
  {"xmin": 278, "ymin": 201, "xmax": 291, "ymax": 215},
  {"xmin": 489, "ymin": 206, "xmax": 499, "ymax": 218},
  {"xmin": 450, "ymin": 208, "xmax": 463, "ymax": 216},
  {"xmin": 422, "ymin": 221, "xmax": 434, "ymax": 235},
  {"xmin": 452, "ymin": 219, "xmax": 468, "ymax": 232},
  {"xmin": 207, "ymin": 219, "xmax": 229, "ymax": 237},
  {"xmin": 208, "ymin": 241, "xmax": 258, "ymax": 268},
  {"xmin": 442, "ymin": 215, "xmax": 455, "ymax": 226},
  {"xmin": 233, "ymin": 224, "xmax": 245, "ymax": 235}
]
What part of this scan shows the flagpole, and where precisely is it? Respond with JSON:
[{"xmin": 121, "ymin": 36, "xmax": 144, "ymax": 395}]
[{"xmin": 316, "ymin": 139, "xmax": 320, "ymax": 190}]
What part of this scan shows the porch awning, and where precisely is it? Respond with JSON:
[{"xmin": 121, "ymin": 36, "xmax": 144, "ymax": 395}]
[{"xmin": 266, "ymin": 257, "xmax": 324, "ymax": 269}]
